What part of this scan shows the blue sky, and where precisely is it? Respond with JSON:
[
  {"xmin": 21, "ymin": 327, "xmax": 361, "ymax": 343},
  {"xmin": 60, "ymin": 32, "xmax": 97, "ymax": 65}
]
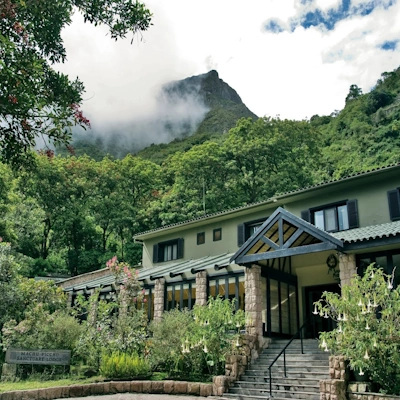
[{"xmin": 57, "ymin": 0, "xmax": 400, "ymax": 137}]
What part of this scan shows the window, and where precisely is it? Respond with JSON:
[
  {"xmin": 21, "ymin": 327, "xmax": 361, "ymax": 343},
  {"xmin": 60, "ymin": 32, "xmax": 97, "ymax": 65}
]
[
  {"xmin": 165, "ymin": 281, "xmax": 196, "ymax": 311},
  {"xmin": 208, "ymin": 273, "xmax": 245, "ymax": 310},
  {"xmin": 197, "ymin": 232, "xmax": 205, "ymax": 245},
  {"xmin": 213, "ymin": 228, "xmax": 222, "ymax": 241},
  {"xmin": 237, "ymin": 217, "xmax": 267, "ymax": 246},
  {"xmin": 388, "ymin": 189, "xmax": 400, "ymax": 221},
  {"xmin": 153, "ymin": 238, "xmax": 184, "ymax": 263},
  {"xmin": 301, "ymin": 199, "xmax": 359, "ymax": 232}
]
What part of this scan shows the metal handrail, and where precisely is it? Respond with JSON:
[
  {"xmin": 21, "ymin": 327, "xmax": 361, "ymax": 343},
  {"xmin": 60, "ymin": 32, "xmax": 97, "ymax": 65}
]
[{"xmin": 266, "ymin": 317, "xmax": 315, "ymax": 397}]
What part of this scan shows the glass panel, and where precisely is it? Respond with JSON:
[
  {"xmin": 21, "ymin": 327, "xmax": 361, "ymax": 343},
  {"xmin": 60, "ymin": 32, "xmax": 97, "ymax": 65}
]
[
  {"xmin": 191, "ymin": 286, "xmax": 196, "ymax": 307},
  {"xmin": 174, "ymin": 284, "xmax": 181, "ymax": 310},
  {"xmin": 281, "ymin": 284, "xmax": 289, "ymax": 334},
  {"xmin": 166, "ymin": 286, "xmax": 173, "ymax": 310},
  {"xmin": 250, "ymin": 223, "xmax": 262, "ymax": 235},
  {"xmin": 376, "ymin": 256, "xmax": 388, "ymax": 272},
  {"xmin": 324, "ymin": 207, "xmax": 337, "ymax": 231},
  {"xmin": 270, "ymin": 279, "xmax": 280, "ymax": 333},
  {"xmin": 357, "ymin": 257, "xmax": 372, "ymax": 276},
  {"xmin": 218, "ymin": 279, "xmax": 226, "ymax": 297},
  {"xmin": 337, "ymin": 205, "xmax": 349, "ymax": 230},
  {"xmin": 172, "ymin": 243, "xmax": 177, "ymax": 259},
  {"xmin": 289, "ymin": 285, "xmax": 297, "ymax": 335},
  {"xmin": 314, "ymin": 210, "xmax": 324, "ymax": 230},
  {"xmin": 209, "ymin": 282, "xmax": 216, "ymax": 298},
  {"xmin": 228, "ymin": 277, "xmax": 236, "ymax": 303}
]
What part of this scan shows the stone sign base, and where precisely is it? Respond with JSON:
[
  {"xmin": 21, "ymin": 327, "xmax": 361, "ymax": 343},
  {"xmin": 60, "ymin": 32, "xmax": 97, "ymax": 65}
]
[{"xmin": 1, "ymin": 363, "xmax": 17, "ymax": 382}]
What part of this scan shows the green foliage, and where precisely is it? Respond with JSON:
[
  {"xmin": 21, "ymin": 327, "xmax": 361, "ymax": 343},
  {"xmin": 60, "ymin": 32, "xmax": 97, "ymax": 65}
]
[
  {"xmin": 74, "ymin": 259, "xmax": 147, "ymax": 371},
  {"xmin": 191, "ymin": 296, "xmax": 246, "ymax": 376},
  {"xmin": 0, "ymin": 241, "xmax": 24, "ymax": 329},
  {"xmin": 315, "ymin": 264, "xmax": 400, "ymax": 395},
  {"xmin": 149, "ymin": 297, "xmax": 245, "ymax": 379},
  {"xmin": 0, "ymin": 0, "xmax": 152, "ymax": 167},
  {"xmin": 1, "ymin": 309, "xmax": 83, "ymax": 357},
  {"xmin": 100, "ymin": 352, "xmax": 150, "ymax": 379},
  {"xmin": 148, "ymin": 308, "xmax": 202, "ymax": 378}
]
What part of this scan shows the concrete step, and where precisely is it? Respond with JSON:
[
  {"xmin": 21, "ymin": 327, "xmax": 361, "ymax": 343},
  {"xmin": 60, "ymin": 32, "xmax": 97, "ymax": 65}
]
[
  {"xmin": 232, "ymin": 380, "xmax": 320, "ymax": 392},
  {"xmin": 226, "ymin": 387, "xmax": 320, "ymax": 399},
  {"xmin": 222, "ymin": 339, "xmax": 328, "ymax": 400},
  {"xmin": 254, "ymin": 359, "xmax": 330, "ymax": 367},
  {"xmin": 243, "ymin": 369, "xmax": 329, "ymax": 379}
]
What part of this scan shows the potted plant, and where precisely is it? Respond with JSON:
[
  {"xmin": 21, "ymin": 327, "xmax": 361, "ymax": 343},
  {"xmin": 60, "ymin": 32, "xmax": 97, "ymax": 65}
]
[{"xmin": 314, "ymin": 264, "xmax": 400, "ymax": 395}]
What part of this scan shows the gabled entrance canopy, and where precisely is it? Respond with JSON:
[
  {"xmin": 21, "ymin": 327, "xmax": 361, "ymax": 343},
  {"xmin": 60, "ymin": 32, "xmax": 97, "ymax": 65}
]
[{"xmin": 230, "ymin": 207, "xmax": 344, "ymax": 266}]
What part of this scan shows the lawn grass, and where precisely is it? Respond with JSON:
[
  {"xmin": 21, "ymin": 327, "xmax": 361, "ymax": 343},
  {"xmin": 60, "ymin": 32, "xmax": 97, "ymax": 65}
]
[{"xmin": 0, "ymin": 376, "xmax": 103, "ymax": 393}]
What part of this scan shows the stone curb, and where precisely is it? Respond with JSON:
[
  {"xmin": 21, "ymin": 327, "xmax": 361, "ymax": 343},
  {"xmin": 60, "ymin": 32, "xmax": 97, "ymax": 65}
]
[{"xmin": 0, "ymin": 380, "xmax": 214, "ymax": 400}]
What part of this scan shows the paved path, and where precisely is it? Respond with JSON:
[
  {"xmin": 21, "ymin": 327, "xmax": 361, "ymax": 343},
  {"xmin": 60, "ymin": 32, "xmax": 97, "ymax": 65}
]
[{"xmin": 57, "ymin": 394, "xmax": 218, "ymax": 400}]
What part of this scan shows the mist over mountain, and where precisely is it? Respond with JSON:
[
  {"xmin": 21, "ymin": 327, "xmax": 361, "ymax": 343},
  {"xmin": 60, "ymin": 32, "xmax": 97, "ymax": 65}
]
[{"xmin": 59, "ymin": 70, "xmax": 257, "ymax": 160}]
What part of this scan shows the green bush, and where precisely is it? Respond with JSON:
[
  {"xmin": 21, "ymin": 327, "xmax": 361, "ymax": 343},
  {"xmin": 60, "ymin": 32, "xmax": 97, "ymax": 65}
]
[
  {"xmin": 100, "ymin": 352, "xmax": 150, "ymax": 379},
  {"xmin": 148, "ymin": 308, "xmax": 204, "ymax": 379},
  {"xmin": 2, "ymin": 308, "xmax": 83, "ymax": 359},
  {"xmin": 316, "ymin": 264, "xmax": 400, "ymax": 395}
]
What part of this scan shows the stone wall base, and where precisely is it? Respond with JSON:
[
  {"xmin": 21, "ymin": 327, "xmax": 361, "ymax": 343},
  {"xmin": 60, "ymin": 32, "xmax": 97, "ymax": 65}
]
[
  {"xmin": 347, "ymin": 382, "xmax": 400, "ymax": 400},
  {"xmin": 0, "ymin": 380, "xmax": 213, "ymax": 400}
]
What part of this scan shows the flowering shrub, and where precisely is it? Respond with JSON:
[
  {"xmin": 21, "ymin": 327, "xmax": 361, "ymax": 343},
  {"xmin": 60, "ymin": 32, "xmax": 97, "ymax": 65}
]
[
  {"xmin": 149, "ymin": 308, "xmax": 204, "ymax": 379},
  {"xmin": 149, "ymin": 296, "xmax": 246, "ymax": 380},
  {"xmin": 315, "ymin": 264, "xmax": 400, "ymax": 395},
  {"xmin": 74, "ymin": 257, "xmax": 148, "ymax": 371},
  {"xmin": 191, "ymin": 296, "xmax": 246, "ymax": 376},
  {"xmin": 106, "ymin": 256, "xmax": 145, "ymax": 308}
]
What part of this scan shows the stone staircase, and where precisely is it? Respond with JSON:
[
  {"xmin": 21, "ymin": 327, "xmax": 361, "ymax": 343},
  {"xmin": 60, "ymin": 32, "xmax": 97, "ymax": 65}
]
[{"xmin": 221, "ymin": 338, "xmax": 329, "ymax": 400}]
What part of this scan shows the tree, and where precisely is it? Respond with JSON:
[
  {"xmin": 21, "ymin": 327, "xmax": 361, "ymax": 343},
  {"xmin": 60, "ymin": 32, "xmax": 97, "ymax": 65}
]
[
  {"xmin": 155, "ymin": 142, "xmax": 232, "ymax": 225},
  {"xmin": 223, "ymin": 117, "xmax": 321, "ymax": 203},
  {"xmin": 345, "ymin": 84, "xmax": 363, "ymax": 103},
  {"xmin": 0, "ymin": 0, "xmax": 152, "ymax": 166}
]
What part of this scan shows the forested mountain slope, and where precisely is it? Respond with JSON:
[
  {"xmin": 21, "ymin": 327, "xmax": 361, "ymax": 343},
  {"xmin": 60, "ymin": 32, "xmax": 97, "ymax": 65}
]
[{"xmin": 313, "ymin": 67, "xmax": 400, "ymax": 179}]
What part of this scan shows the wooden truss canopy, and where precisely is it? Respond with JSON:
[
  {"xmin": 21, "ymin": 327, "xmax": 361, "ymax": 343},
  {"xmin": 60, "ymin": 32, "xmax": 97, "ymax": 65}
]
[{"xmin": 230, "ymin": 207, "xmax": 344, "ymax": 266}]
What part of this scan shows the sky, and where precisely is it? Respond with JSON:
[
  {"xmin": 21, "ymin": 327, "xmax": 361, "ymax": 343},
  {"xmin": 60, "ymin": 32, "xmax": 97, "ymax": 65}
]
[{"xmin": 56, "ymin": 0, "xmax": 400, "ymax": 140}]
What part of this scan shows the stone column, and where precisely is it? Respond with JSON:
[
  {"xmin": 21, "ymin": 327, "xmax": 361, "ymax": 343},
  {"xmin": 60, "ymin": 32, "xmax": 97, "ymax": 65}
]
[
  {"xmin": 245, "ymin": 265, "xmax": 262, "ymax": 339},
  {"xmin": 339, "ymin": 253, "xmax": 357, "ymax": 286},
  {"xmin": 153, "ymin": 278, "xmax": 165, "ymax": 321},
  {"xmin": 195, "ymin": 271, "xmax": 208, "ymax": 306},
  {"xmin": 67, "ymin": 291, "xmax": 73, "ymax": 307}
]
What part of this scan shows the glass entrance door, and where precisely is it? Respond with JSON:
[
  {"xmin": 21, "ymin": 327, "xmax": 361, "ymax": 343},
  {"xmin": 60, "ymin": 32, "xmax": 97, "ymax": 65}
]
[
  {"xmin": 305, "ymin": 284, "xmax": 340, "ymax": 338},
  {"xmin": 265, "ymin": 268, "xmax": 299, "ymax": 337}
]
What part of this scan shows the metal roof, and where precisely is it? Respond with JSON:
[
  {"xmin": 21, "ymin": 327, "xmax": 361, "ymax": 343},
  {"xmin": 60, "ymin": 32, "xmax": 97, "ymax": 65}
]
[
  {"xmin": 63, "ymin": 253, "xmax": 236, "ymax": 293},
  {"xmin": 135, "ymin": 163, "xmax": 400, "ymax": 238},
  {"xmin": 331, "ymin": 220, "xmax": 400, "ymax": 243}
]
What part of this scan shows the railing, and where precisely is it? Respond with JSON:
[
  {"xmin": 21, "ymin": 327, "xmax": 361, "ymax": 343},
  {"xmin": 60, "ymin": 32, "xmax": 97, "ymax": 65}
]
[{"xmin": 266, "ymin": 317, "xmax": 316, "ymax": 397}]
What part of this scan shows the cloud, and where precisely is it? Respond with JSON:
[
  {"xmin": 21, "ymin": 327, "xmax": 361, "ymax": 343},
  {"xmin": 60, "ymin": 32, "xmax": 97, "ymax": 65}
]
[
  {"xmin": 265, "ymin": 0, "xmax": 396, "ymax": 32},
  {"xmin": 54, "ymin": 0, "xmax": 400, "ymax": 140}
]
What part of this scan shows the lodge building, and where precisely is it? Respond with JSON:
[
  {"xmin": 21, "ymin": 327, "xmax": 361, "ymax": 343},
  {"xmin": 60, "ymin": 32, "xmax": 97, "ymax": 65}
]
[{"xmin": 59, "ymin": 163, "xmax": 400, "ymax": 345}]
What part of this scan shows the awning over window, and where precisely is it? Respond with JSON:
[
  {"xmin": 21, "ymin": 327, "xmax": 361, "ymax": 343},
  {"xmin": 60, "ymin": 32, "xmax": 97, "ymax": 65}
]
[{"xmin": 230, "ymin": 207, "xmax": 343, "ymax": 266}]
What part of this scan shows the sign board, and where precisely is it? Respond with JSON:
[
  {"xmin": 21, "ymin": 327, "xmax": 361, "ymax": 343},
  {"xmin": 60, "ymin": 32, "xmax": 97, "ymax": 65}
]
[{"xmin": 6, "ymin": 349, "xmax": 71, "ymax": 365}]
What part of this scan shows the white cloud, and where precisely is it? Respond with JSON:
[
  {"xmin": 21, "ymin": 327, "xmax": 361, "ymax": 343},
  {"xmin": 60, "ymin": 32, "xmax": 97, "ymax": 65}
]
[{"xmin": 56, "ymin": 0, "xmax": 400, "ymax": 135}]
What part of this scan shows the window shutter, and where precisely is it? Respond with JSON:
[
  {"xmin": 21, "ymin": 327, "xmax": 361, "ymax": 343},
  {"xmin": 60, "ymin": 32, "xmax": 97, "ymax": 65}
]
[
  {"xmin": 177, "ymin": 238, "xmax": 184, "ymax": 259},
  {"xmin": 347, "ymin": 199, "xmax": 359, "ymax": 229},
  {"xmin": 301, "ymin": 209, "xmax": 311, "ymax": 222},
  {"xmin": 237, "ymin": 224, "xmax": 245, "ymax": 247},
  {"xmin": 153, "ymin": 244, "xmax": 159, "ymax": 263},
  {"xmin": 388, "ymin": 189, "xmax": 400, "ymax": 221}
]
